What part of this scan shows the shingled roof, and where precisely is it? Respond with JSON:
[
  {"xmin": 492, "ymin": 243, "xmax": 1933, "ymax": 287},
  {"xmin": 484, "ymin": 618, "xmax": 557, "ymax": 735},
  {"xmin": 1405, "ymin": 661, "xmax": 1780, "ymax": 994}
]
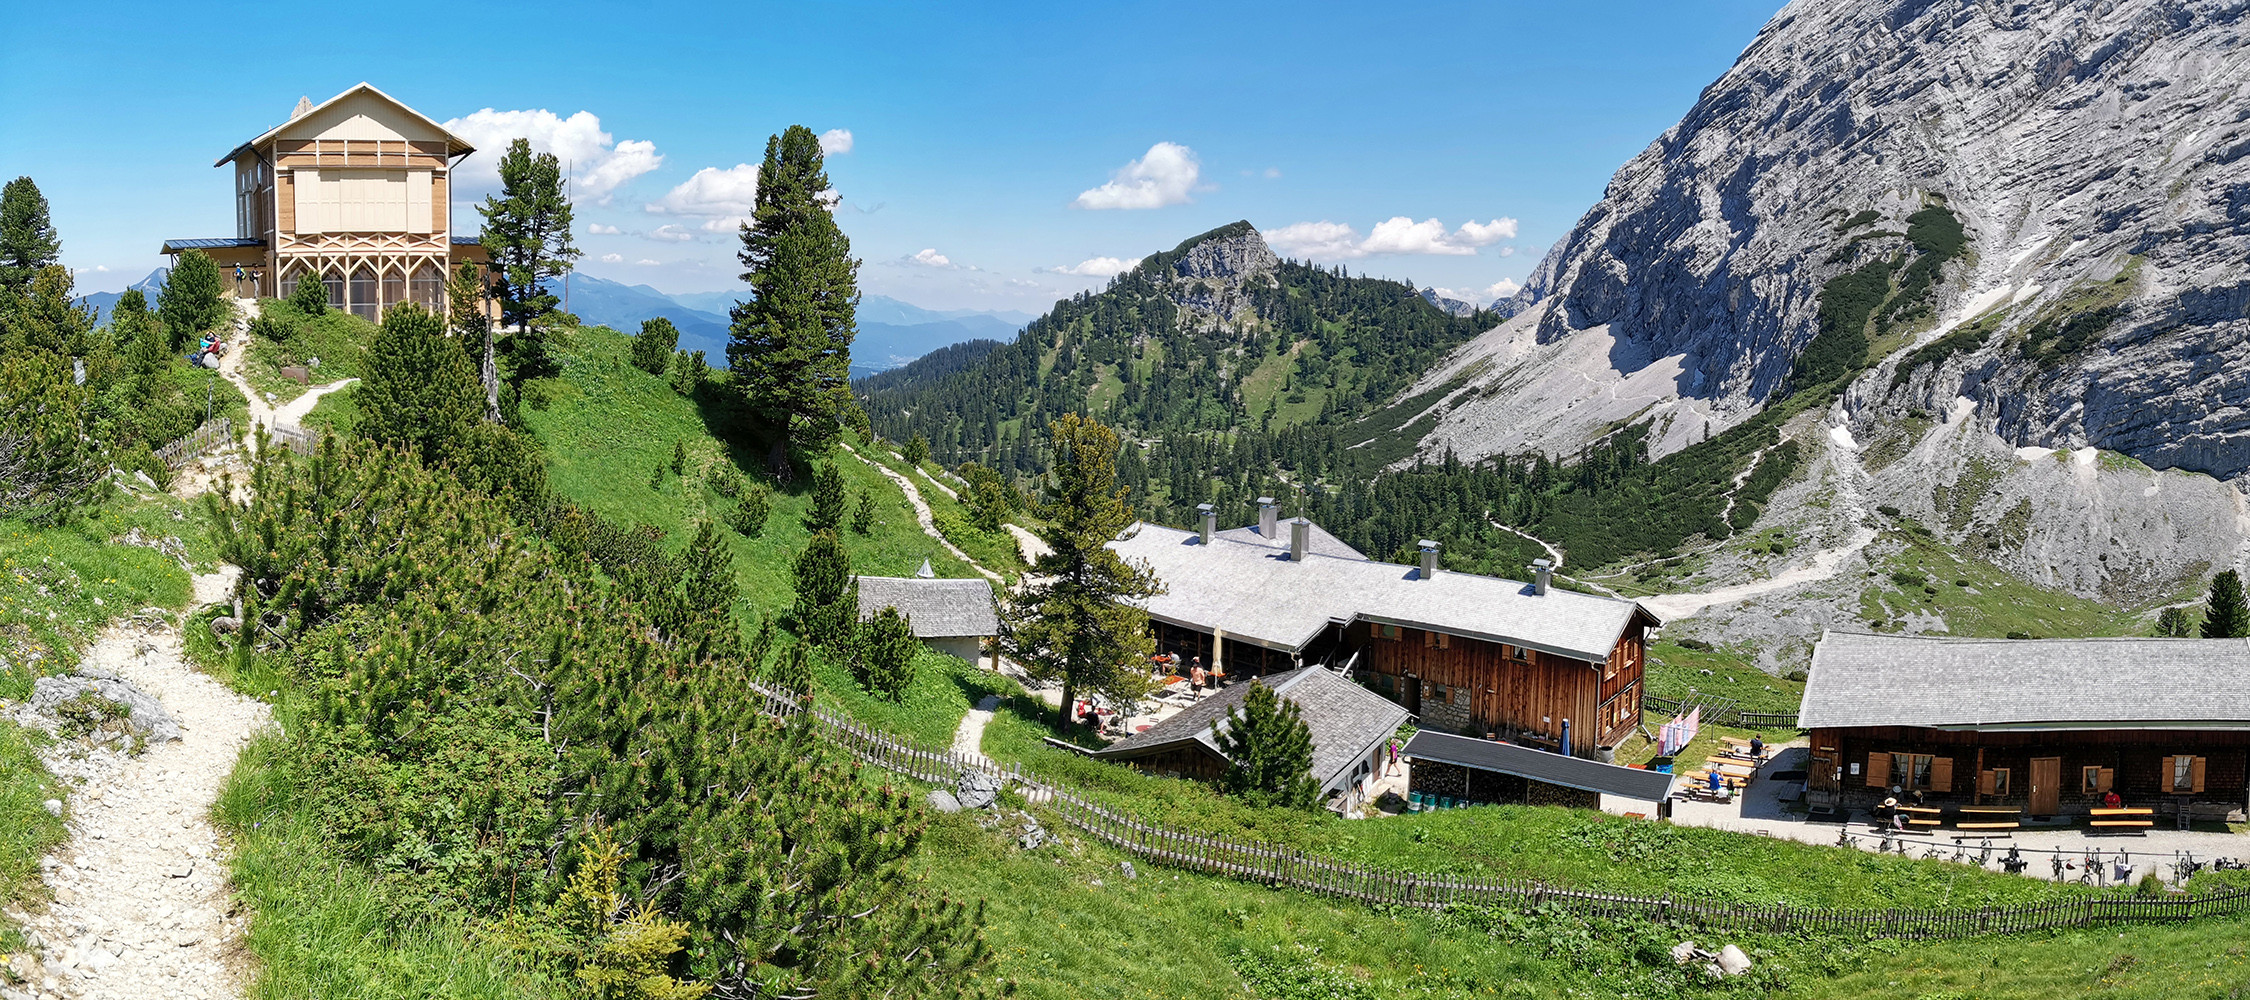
[
  {"xmin": 1404, "ymin": 730, "xmax": 1675, "ymax": 801},
  {"xmin": 1213, "ymin": 521, "xmax": 1368, "ymax": 561},
  {"xmin": 1800, "ymin": 630, "xmax": 2250, "ymax": 731},
  {"xmin": 1107, "ymin": 522, "xmax": 1656, "ymax": 660},
  {"xmin": 856, "ymin": 577, "xmax": 999, "ymax": 639},
  {"xmin": 1089, "ymin": 667, "xmax": 1410, "ymax": 795}
]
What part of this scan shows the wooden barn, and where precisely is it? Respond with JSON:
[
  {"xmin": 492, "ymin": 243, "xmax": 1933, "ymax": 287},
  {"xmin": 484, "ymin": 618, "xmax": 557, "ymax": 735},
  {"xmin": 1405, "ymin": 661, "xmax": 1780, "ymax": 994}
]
[
  {"xmin": 857, "ymin": 575, "xmax": 999, "ymax": 667},
  {"xmin": 1107, "ymin": 501, "xmax": 1660, "ymax": 757},
  {"xmin": 1799, "ymin": 631, "xmax": 2250, "ymax": 821}
]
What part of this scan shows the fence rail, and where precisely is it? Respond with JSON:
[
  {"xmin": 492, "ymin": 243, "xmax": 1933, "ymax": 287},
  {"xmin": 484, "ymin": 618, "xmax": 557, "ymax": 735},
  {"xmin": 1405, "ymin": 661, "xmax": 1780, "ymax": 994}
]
[
  {"xmin": 743, "ymin": 680, "xmax": 2246, "ymax": 941},
  {"xmin": 153, "ymin": 417, "xmax": 234, "ymax": 469},
  {"xmin": 1644, "ymin": 692, "xmax": 1798, "ymax": 730},
  {"xmin": 267, "ymin": 423, "xmax": 319, "ymax": 456}
]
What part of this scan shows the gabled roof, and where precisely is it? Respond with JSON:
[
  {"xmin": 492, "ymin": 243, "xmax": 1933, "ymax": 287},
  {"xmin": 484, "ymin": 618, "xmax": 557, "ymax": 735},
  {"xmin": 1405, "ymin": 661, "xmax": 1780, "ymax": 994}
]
[
  {"xmin": 1404, "ymin": 730, "xmax": 1675, "ymax": 801},
  {"xmin": 1090, "ymin": 667, "xmax": 1410, "ymax": 794},
  {"xmin": 1800, "ymin": 630, "xmax": 2250, "ymax": 731},
  {"xmin": 1107, "ymin": 522, "xmax": 1656, "ymax": 659},
  {"xmin": 857, "ymin": 576, "xmax": 999, "ymax": 638},
  {"xmin": 215, "ymin": 82, "xmax": 475, "ymax": 167}
]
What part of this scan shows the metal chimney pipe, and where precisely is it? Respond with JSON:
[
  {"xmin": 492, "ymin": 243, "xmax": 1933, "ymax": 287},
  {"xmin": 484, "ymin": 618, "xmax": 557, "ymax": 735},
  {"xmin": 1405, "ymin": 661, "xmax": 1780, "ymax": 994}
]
[
  {"xmin": 1197, "ymin": 503, "xmax": 1216, "ymax": 545},
  {"xmin": 1258, "ymin": 497, "xmax": 1279, "ymax": 539},
  {"xmin": 1417, "ymin": 539, "xmax": 1439, "ymax": 580},
  {"xmin": 1289, "ymin": 517, "xmax": 1310, "ymax": 562},
  {"xmin": 1530, "ymin": 558, "xmax": 1553, "ymax": 596}
]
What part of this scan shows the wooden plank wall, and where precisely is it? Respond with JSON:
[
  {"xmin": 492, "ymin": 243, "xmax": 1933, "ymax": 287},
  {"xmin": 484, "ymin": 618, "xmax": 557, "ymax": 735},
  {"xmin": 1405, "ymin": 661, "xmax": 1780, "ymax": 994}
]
[
  {"xmin": 1367, "ymin": 626, "xmax": 1638, "ymax": 747},
  {"xmin": 1825, "ymin": 726, "xmax": 2250, "ymax": 810}
]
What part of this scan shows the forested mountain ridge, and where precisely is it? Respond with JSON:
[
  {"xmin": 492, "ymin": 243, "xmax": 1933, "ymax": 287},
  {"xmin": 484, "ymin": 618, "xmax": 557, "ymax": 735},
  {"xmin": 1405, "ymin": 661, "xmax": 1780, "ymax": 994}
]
[{"xmin": 859, "ymin": 222, "xmax": 1503, "ymax": 530}]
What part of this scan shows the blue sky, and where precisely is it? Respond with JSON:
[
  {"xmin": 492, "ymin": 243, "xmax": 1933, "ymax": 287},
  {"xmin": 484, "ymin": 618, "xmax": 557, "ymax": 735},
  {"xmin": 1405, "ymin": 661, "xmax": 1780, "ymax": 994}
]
[{"xmin": 0, "ymin": 1, "xmax": 1784, "ymax": 313}]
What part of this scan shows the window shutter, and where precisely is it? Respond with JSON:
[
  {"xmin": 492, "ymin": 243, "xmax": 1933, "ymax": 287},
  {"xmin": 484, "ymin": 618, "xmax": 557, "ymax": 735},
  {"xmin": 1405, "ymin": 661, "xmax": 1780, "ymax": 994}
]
[
  {"xmin": 294, "ymin": 169, "xmax": 322, "ymax": 234},
  {"xmin": 1424, "ymin": 630, "xmax": 1435, "ymax": 648},
  {"xmin": 1865, "ymin": 752, "xmax": 1890, "ymax": 788},
  {"xmin": 1438, "ymin": 633, "xmax": 1449, "ymax": 649},
  {"xmin": 2191, "ymin": 756, "xmax": 2207, "ymax": 794},
  {"xmin": 1978, "ymin": 769, "xmax": 1996, "ymax": 796},
  {"xmin": 2098, "ymin": 768, "xmax": 2115, "ymax": 793},
  {"xmin": 1931, "ymin": 757, "xmax": 1954, "ymax": 793},
  {"xmin": 2163, "ymin": 755, "xmax": 2180, "ymax": 791}
]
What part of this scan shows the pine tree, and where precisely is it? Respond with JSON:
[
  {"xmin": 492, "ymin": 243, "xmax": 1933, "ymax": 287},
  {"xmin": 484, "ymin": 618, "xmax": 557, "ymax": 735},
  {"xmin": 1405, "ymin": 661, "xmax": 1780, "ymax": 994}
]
[
  {"xmin": 1000, "ymin": 414, "xmax": 1164, "ymax": 729},
  {"xmin": 854, "ymin": 605, "xmax": 918, "ymax": 700},
  {"xmin": 632, "ymin": 317, "xmax": 679, "ymax": 375},
  {"xmin": 289, "ymin": 271, "xmax": 330, "ymax": 315},
  {"xmin": 850, "ymin": 489, "xmax": 876, "ymax": 535},
  {"xmin": 670, "ymin": 439, "xmax": 689, "ymax": 476},
  {"xmin": 730, "ymin": 486, "xmax": 771, "ymax": 537},
  {"xmin": 158, "ymin": 249, "xmax": 226, "ymax": 348},
  {"xmin": 2155, "ymin": 606, "xmax": 2200, "ymax": 638},
  {"xmin": 357, "ymin": 303, "xmax": 483, "ymax": 467},
  {"xmin": 792, "ymin": 530, "xmax": 857, "ymax": 648},
  {"xmin": 0, "ymin": 176, "xmax": 61, "ymax": 294},
  {"xmin": 672, "ymin": 520, "xmax": 741, "ymax": 660},
  {"xmin": 767, "ymin": 638, "xmax": 813, "ymax": 696},
  {"xmin": 1211, "ymin": 682, "xmax": 1321, "ymax": 810},
  {"xmin": 903, "ymin": 434, "xmax": 929, "ymax": 466},
  {"xmin": 806, "ymin": 462, "xmax": 846, "ymax": 531},
  {"xmin": 478, "ymin": 139, "xmax": 579, "ymax": 382},
  {"xmin": 2201, "ymin": 569, "xmax": 2250, "ymax": 639},
  {"xmin": 444, "ymin": 262, "xmax": 499, "ymax": 422},
  {"xmin": 727, "ymin": 125, "xmax": 860, "ymax": 473}
]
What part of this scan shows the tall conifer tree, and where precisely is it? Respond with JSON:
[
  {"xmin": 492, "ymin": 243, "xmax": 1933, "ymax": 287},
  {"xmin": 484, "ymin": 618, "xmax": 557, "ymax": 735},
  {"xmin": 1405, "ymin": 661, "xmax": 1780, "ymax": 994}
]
[
  {"xmin": 478, "ymin": 139, "xmax": 579, "ymax": 382},
  {"xmin": 1211, "ymin": 682, "xmax": 1321, "ymax": 810},
  {"xmin": 1000, "ymin": 414, "xmax": 1164, "ymax": 729},
  {"xmin": 2201, "ymin": 569, "xmax": 2250, "ymax": 639},
  {"xmin": 158, "ymin": 250, "xmax": 226, "ymax": 348},
  {"xmin": 728, "ymin": 125, "xmax": 859, "ymax": 473},
  {"xmin": 792, "ymin": 530, "xmax": 858, "ymax": 648},
  {"xmin": 0, "ymin": 176, "xmax": 61, "ymax": 294}
]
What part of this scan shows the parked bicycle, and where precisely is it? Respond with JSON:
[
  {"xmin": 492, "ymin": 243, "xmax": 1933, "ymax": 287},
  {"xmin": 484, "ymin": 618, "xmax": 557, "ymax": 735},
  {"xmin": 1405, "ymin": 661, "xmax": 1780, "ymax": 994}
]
[{"xmin": 2002, "ymin": 846, "xmax": 2029, "ymax": 876}]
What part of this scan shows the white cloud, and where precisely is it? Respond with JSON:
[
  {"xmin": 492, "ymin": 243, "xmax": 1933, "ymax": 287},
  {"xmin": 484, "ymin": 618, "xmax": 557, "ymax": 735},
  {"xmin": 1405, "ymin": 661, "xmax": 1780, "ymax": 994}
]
[
  {"xmin": 648, "ymin": 163, "xmax": 760, "ymax": 218},
  {"xmin": 600, "ymin": 253, "xmax": 623, "ymax": 263},
  {"xmin": 1072, "ymin": 142, "xmax": 1200, "ymax": 210},
  {"xmin": 1498, "ymin": 246, "xmax": 1516, "ymax": 257},
  {"xmin": 442, "ymin": 108, "xmax": 662, "ymax": 204},
  {"xmin": 819, "ymin": 129, "xmax": 854, "ymax": 155},
  {"xmin": 700, "ymin": 216, "xmax": 751, "ymax": 233},
  {"xmin": 1262, "ymin": 221, "xmax": 1364, "ymax": 260},
  {"xmin": 909, "ymin": 248, "xmax": 955, "ymax": 268},
  {"xmin": 635, "ymin": 258, "xmax": 661, "ymax": 266},
  {"xmin": 647, "ymin": 224, "xmax": 696, "ymax": 242},
  {"xmin": 1264, "ymin": 216, "xmax": 1521, "ymax": 260},
  {"xmin": 1048, "ymin": 256, "xmax": 1137, "ymax": 277},
  {"xmin": 1430, "ymin": 279, "xmax": 1521, "ymax": 306},
  {"xmin": 588, "ymin": 222, "xmax": 621, "ymax": 235},
  {"xmin": 73, "ymin": 264, "xmax": 109, "ymax": 275}
]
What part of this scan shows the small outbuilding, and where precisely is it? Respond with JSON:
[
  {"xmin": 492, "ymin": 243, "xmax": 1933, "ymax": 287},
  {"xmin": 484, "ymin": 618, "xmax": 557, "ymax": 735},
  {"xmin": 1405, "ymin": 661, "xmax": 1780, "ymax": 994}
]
[
  {"xmin": 1088, "ymin": 667, "xmax": 1411, "ymax": 812},
  {"xmin": 856, "ymin": 576, "xmax": 999, "ymax": 667},
  {"xmin": 1404, "ymin": 730, "xmax": 1674, "ymax": 810}
]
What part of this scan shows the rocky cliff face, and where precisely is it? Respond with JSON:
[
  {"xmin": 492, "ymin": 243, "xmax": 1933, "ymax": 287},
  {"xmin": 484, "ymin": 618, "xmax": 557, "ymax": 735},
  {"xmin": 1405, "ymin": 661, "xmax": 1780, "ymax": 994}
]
[
  {"xmin": 1149, "ymin": 221, "xmax": 1279, "ymax": 328},
  {"xmin": 1425, "ymin": 0, "xmax": 2250, "ymax": 484}
]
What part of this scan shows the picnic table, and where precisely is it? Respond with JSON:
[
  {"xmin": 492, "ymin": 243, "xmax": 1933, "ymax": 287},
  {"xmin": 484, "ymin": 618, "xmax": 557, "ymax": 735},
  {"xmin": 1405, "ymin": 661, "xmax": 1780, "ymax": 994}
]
[
  {"xmin": 1956, "ymin": 805, "xmax": 2022, "ymax": 830},
  {"xmin": 2089, "ymin": 807, "xmax": 2155, "ymax": 831}
]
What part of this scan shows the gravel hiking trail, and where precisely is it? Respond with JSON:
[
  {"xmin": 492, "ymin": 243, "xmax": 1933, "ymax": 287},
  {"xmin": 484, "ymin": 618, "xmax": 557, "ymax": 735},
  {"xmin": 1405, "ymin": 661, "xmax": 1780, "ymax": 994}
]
[
  {"xmin": 7, "ymin": 565, "xmax": 271, "ymax": 1000},
  {"xmin": 839, "ymin": 444, "xmax": 1004, "ymax": 583}
]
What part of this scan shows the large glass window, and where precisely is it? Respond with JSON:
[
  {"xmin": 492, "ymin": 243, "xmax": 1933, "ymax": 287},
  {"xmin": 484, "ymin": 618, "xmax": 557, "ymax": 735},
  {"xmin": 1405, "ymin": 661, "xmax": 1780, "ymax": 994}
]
[
  {"xmin": 322, "ymin": 271, "xmax": 345, "ymax": 312},
  {"xmin": 2174, "ymin": 756, "xmax": 2194, "ymax": 792},
  {"xmin": 381, "ymin": 269, "xmax": 405, "ymax": 315},
  {"xmin": 350, "ymin": 267, "xmax": 377, "ymax": 320},
  {"xmin": 410, "ymin": 264, "xmax": 443, "ymax": 312}
]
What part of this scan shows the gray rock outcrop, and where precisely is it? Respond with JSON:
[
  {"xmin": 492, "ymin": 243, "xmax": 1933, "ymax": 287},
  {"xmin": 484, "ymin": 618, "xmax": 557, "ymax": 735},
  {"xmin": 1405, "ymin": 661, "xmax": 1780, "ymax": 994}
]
[
  {"xmin": 926, "ymin": 789, "xmax": 963, "ymax": 814},
  {"xmin": 1423, "ymin": 0, "xmax": 2250, "ymax": 484},
  {"xmin": 956, "ymin": 770, "xmax": 1000, "ymax": 811},
  {"xmin": 30, "ymin": 672, "xmax": 181, "ymax": 745}
]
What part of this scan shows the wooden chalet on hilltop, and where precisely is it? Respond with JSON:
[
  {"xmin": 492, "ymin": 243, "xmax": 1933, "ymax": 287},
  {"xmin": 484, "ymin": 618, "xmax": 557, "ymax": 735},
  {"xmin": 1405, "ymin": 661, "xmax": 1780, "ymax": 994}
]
[
  {"xmin": 1801, "ymin": 631, "xmax": 2250, "ymax": 821},
  {"xmin": 162, "ymin": 83, "xmax": 493, "ymax": 318},
  {"xmin": 1106, "ymin": 500, "xmax": 1660, "ymax": 757}
]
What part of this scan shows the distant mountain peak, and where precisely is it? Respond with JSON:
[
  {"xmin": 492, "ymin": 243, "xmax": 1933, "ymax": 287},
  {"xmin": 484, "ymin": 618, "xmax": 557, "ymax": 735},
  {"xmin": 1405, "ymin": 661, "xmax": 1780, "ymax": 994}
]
[{"xmin": 1145, "ymin": 220, "xmax": 1276, "ymax": 282}]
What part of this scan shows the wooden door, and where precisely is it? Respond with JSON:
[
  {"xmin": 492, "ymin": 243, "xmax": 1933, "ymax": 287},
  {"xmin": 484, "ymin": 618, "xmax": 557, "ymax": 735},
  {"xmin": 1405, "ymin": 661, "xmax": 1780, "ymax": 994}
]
[{"xmin": 2029, "ymin": 757, "xmax": 2061, "ymax": 816}]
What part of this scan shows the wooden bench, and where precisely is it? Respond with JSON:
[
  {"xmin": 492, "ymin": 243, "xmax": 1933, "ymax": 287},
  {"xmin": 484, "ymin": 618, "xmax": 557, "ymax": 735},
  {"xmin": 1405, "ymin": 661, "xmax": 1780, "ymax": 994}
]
[
  {"xmin": 1906, "ymin": 818, "xmax": 1943, "ymax": 827},
  {"xmin": 1957, "ymin": 821, "xmax": 2021, "ymax": 830},
  {"xmin": 2088, "ymin": 808, "xmax": 2155, "ymax": 834}
]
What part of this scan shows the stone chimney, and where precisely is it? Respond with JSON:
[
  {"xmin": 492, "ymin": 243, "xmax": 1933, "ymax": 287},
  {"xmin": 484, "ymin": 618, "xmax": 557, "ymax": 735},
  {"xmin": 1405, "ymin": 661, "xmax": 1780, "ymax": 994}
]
[
  {"xmin": 1290, "ymin": 517, "xmax": 1310, "ymax": 562},
  {"xmin": 1530, "ymin": 558, "xmax": 1553, "ymax": 596},
  {"xmin": 1418, "ymin": 540, "xmax": 1440, "ymax": 580},
  {"xmin": 1197, "ymin": 503, "xmax": 1216, "ymax": 545},
  {"xmin": 1257, "ymin": 497, "xmax": 1279, "ymax": 539}
]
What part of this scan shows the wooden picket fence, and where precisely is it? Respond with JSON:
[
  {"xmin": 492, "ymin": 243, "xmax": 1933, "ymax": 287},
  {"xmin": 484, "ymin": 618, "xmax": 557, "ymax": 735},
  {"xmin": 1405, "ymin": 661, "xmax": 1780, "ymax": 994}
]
[
  {"xmin": 266, "ymin": 423, "xmax": 319, "ymax": 456},
  {"xmin": 153, "ymin": 417, "xmax": 234, "ymax": 469},
  {"xmin": 741, "ymin": 679, "xmax": 2250, "ymax": 940},
  {"xmin": 1644, "ymin": 692, "xmax": 1799, "ymax": 731}
]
